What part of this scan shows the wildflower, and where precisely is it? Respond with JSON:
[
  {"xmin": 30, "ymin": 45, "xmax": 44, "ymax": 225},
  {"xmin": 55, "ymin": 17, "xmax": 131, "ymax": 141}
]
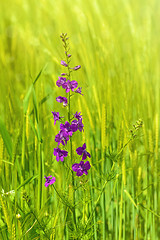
[
  {"xmin": 52, "ymin": 111, "xmax": 63, "ymax": 125},
  {"xmin": 73, "ymin": 65, "xmax": 81, "ymax": 70},
  {"xmin": 55, "ymin": 130, "xmax": 69, "ymax": 146},
  {"xmin": 54, "ymin": 147, "xmax": 68, "ymax": 162},
  {"xmin": 74, "ymin": 112, "xmax": 83, "ymax": 120},
  {"xmin": 72, "ymin": 119, "xmax": 84, "ymax": 132},
  {"xmin": 56, "ymin": 96, "xmax": 68, "ymax": 107},
  {"xmin": 61, "ymin": 60, "xmax": 68, "ymax": 67},
  {"xmin": 56, "ymin": 77, "xmax": 66, "ymax": 87},
  {"xmin": 72, "ymin": 161, "xmax": 91, "ymax": 176},
  {"xmin": 68, "ymin": 54, "xmax": 71, "ymax": 58},
  {"xmin": 61, "ymin": 73, "xmax": 66, "ymax": 76},
  {"xmin": 76, "ymin": 143, "xmax": 91, "ymax": 160},
  {"xmin": 75, "ymin": 87, "xmax": 83, "ymax": 95},
  {"xmin": 44, "ymin": 175, "xmax": 56, "ymax": 187},
  {"xmin": 62, "ymin": 80, "xmax": 78, "ymax": 93},
  {"xmin": 60, "ymin": 121, "xmax": 73, "ymax": 136}
]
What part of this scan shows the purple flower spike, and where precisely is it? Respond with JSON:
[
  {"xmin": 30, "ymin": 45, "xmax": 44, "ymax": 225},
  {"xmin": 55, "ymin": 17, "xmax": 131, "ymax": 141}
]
[
  {"xmin": 52, "ymin": 111, "xmax": 63, "ymax": 125},
  {"xmin": 73, "ymin": 65, "xmax": 81, "ymax": 70},
  {"xmin": 56, "ymin": 77, "xmax": 66, "ymax": 87},
  {"xmin": 75, "ymin": 87, "xmax": 83, "ymax": 95},
  {"xmin": 72, "ymin": 161, "xmax": 91, "ymax": 176},
  {"xmin": 56, "ymin": 96, "xmax": 68, "ymax": 107},
  {"xmin": 54, "ymin": 147, "xmax": 68, "ymax": 162},
  {"xmin": 62, "ymin": 80, "xmax": 78, "ymax": 93},
  {"xmin": 44, "ymin": 175, "xmax": 56, "ymax": 187},
  {"xmin": 76, "ymin": 143, "xmax": 91, "ymax": 160},
  {"xmin": 61, "ymin": 60, "xmax": 68, "ymax": 67}
]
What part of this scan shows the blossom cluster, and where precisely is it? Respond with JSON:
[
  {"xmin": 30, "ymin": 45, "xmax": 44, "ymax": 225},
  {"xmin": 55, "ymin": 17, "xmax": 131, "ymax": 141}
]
[{"xmin": 45, "ymin": 33, "xmax": 91, "ymax": 187}]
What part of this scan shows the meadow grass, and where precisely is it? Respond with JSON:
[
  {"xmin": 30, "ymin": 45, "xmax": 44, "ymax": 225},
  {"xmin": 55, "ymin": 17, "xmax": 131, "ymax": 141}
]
[{"xmin": 0, "ymin": 0, "xmax": 160, "ymax": 239}]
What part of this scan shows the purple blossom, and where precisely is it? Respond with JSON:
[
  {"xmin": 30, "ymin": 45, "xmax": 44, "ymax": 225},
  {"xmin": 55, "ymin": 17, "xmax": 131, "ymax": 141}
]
[
  {"xmin": 72, "ymin": 119, "xmax": 84, "ymax": 132},
  {"xmin": 76, "ymin": 143, "xmax": 91, "ymax": 160},
  {"xmin": 68, "ymin": 54, "xmax": 71, "ymax": 58},
  {"xmin": 74, "ymin": 112, "xmax": 83, "ymax": 120},
  {"xmin": 75, "ymin": 87, "xmax": 83, "ymax": 95},
  {"xmin": 55, "ymin": 130, "xmax": 69, "ymax": 146},
  {"xmin": 72, "ymin": 161, "xmax": 91, "ymax": 176},
  {"xmin": 61, "ymin": 60, "xmax": 68, "ymax": 67},
  {"xmin": 62, "ymin": 80, "xmax": 78, "ymax": 93},
  {"xmin": 60, "ymin": 121, "xmax": 73, "ymax": 136},
  {"xmin": 52, "ymin": 111, "xmax": 63, "ymax": 125},
  {"xmin": 73, "ymin": 65, "xmax": 81, "ymax": 70},
  {"xmin": 56, "ymin": 96, "xmax": 68, "ymax": 107},
  {"xmin": 54, "ymin": 147, "xmax": 68, "ymax": 162},
  {"xmin": 61, "ymin": 73, "xmax": 66, "ymax": 76},
  {"xmin": 56, "ymin": 77, "xmax": 66, "ymax": 87},
  {"xmin": 44, "ymin": 175, "xmax": 56, "ymax": 187}
]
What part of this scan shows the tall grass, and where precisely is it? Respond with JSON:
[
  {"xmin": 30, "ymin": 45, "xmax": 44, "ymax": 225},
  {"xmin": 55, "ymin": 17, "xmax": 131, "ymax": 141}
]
[{"xmin": 0, "ymin": 0, "xmax": 160, "ymax": 239}]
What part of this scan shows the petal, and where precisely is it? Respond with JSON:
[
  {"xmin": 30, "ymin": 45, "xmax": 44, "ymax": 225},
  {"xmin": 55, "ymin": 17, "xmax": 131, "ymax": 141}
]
[
  {"xmin": 50, "ymin": 177, "xmax": 56, "ymax": 184},
  {"xmin": 59, "ymin": 156, "xmax": 64, "ymax": 162},
  {"xmin": 84, "ymin": 161, "xmax": 91, "ymax": 170},
  {"xmin": 45, "ymin": 182, "xmax": 49, "ymax": 187},
  {"xmin": 82, "ymin": 143, "xmax": 86, "ymax": 150},
  {"xmin": 72, "ymin": 163, "xmax": 79, "ymax": 172},
  {"xmin": 76, "ymin": 170, "xmax": 83, "ymax": 176},
  {"xmin": 86, "ymin": 152, "xmax": 91, "ymax": 158},
  {"xmin": 76, "ymin": 147, "xmax": 83, "ymax": 155},
  {"xmin": 82, "ymin": 152, "xmax": 87, "ymax": 160},
  {"xmin": 62, "ymin": 150, "xmax": 68, "ymax": 157},
  {"xmin": 83, "ymin": 170, "xmax": 88, "ymax": 175}
]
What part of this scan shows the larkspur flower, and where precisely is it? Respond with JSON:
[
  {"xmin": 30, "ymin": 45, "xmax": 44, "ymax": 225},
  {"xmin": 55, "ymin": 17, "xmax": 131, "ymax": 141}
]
[
  {"xmin": 56, "ymin": 96, "xmax": 68, "ymax": 107},
  {"xmin": 52, "ymin": 111, "xmax": 63, "ymax": 125},
  {"xmin": 55, "ymin": 130, "xmax": 69, "ymax": 146},
  {"xmin": 54, "ymin": 147, "xmax": 68, "ymax": 162},
  {"xmin": 60, "ymin": 121, "xmax": 73, "ymax": 136},
  {"xmin": 61, "ymin": 73, "xmax": 66, "ymax": 76},
  {"xmin": 72, "ymin": 119, "xmax": 84, "ymax": 132},
  {"xmin": 61, "ymin": 60, "xmax": 68, "ymax": 67},
  {"xmin": 72, "ymin": 161, "xmax": 91, "ymax": 176},
  {"xmin": 44, "ymin": 175, "xmax": 56, "ymax": 187},
  {"xmin": 56, "ymin": 77, "xmax": 66, "ymax": 87},
  {"xmin": 76, "ymin": 143, "xmax": 91, "ymax": 160},
  {"xmin": 74, "ymin": 112, "xmax": 83, "ymax": 120},
  {"xmin": 75, "ymin": 87, "xmax": 83, "ymax": 95},
  {"xmin": 62, "ymin": 80, "xmax": 78, "ymax": 93}
]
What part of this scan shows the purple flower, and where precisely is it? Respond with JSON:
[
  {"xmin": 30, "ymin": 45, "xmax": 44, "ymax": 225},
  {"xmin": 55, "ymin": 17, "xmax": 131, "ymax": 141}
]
[
  {"xmin": 72, "ymin": 119, "xmax": 84, "ymax": 132},
  {"xmin": 44, "ymin": 175, "xmax": 56, "ymax": 187},
  {"xmin": 61, "ymin": 73, "xmax": 66, "ymax": 76},
  {"xmin": 76, "ymin": 143, "xmax": 91, "ymax": 160},
  {"xmin": 52, "ymin": 111, "xmax": 63, "ymax": 125},
  {"xmin": 62, "ymin": 80, "xmax": 78, "ymax": 93},
  {"xmin": 73, "ymin": 65, "xmax": 81, "ymax": 70},
  {"xmin": 56, "ymin": 96, "xmax": 68, "ymax": 107},
  {"xmin": 74, "ymin": 112, "xmax": 83, "ymax": 120},
  {"xmin": 60, "ymin": 121, "xmax": 73, "ymax": 136},
  {"xmin": 68, "ymin": 54, "xmax": 71, "ymax": 58},
  {"xmin": 61, "ymin": 60, "xmax": 68, "ymax": 67},
  {"xmin": 56, "ymin": 77, "xmax": 66, "ymax": 87},
  {"xmin": 55, "ymin": 130, "xmax": 69, "ymax": 146},
  {"xmin": 72, "ymin": 161, "xmax": 91, "ymax": 176},
  {"xmin": 75, "ymin": 87, "xmax": 83, "ymax": 95},
  {"xmin": 54, "ymin": 147, "xmax": 68, "ymax": 162}
]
